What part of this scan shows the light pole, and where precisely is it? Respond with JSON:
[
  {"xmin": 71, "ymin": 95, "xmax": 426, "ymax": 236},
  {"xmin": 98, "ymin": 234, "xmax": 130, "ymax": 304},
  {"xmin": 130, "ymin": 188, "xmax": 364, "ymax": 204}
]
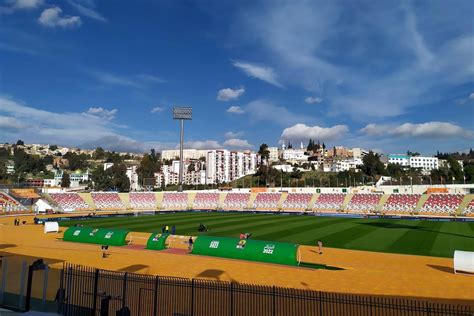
[{"xmin": 173, "ymin": 106, "xmax": 192, "ymax": 192}]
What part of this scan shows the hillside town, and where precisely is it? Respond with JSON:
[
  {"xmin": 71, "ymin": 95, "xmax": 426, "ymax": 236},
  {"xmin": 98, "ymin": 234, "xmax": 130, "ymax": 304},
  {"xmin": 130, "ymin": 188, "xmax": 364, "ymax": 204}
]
[{"xmin": 1, "ymin": 140, "xmax": 472, "ymax": 192}]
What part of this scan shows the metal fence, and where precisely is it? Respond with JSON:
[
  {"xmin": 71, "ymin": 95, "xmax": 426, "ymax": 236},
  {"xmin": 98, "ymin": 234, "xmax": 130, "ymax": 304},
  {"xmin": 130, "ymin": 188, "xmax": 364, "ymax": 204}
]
[{"xmin": 61, "ymin": 264, "xmax": 474, "ymax": 316}]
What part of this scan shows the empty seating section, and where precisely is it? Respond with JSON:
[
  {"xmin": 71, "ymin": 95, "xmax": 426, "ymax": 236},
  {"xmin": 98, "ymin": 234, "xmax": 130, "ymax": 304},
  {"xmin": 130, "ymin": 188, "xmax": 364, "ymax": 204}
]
[
  {"xmin": 0, "ymin": 192, "xmax": 26, "ymax": 212},
  {"xmin": 50, "ymin": 193, "xmax": 89, "ymax": 210},
  {"xmin": 193, "ymin": 193, "xmax": 219, "ymax": 209},
  {"xmin": 162, "ymin": 193, "xmax": 188, "ymax": 209},
  {"xmin": 313, "ymin": 194, "xmax": 345, "ymax": 211},
  {"xmin": 420, "ymin": 194, "xmax": 463, "ymax": 215},
  {"xmin": 462, "ymin": 199, "xmax": 474, "ymax": 215},
  {"xmin": 253, "ymin": 193, "xmax": 281, "ymax": 209},
  {"xmin": 347, "ymin": 194, "xmax": 382, "ymax": 212},
  {"xmin": 282, "ymin": 193, "xmax": 313, "ymax": 210},
  {"xmin": 382, "ymin": 194, "xmax": 421, "ymax": 213},
  {"xmin": 129, "ymin": 192, "xmax": 156, "ymax": 209},
  {"xmin": 223, "ymin": 193, "xmax": 250, "ymax": 209},
  {"xmin": 91, "ymin": 192, "xmax": 125, "ymax": 210}
]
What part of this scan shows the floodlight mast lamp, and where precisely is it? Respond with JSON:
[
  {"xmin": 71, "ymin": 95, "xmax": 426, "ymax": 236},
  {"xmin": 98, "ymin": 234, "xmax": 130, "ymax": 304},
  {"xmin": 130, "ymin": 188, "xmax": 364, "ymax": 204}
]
[{"xmin": 172, "ymin": 107, "xmax": 192, "ymax": 192}]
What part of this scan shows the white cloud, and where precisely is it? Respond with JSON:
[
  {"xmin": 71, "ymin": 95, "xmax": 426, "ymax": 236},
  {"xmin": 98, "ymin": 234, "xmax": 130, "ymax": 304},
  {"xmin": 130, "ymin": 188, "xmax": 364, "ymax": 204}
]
[
  {"xmin": 226, "ymin": 106, "xmax": 245, "ymax": 114},
  {"xmin": 38, "ymin": 6, "xmax": 81, "ymax": 28},
  {"xmin": 85, "ymin": 107, "xmax": 117, "ymax": 120},
  {"xmin": 359, "ymin": 123, "xmax": 388, "ymax": 137},
  {"xmin": 0, "ymin": 96, "xmax": 169, "ymax": 153},
  {"xmin": 305, "ymin": 96, "xmax": 322, "ymax": 104},
  {"xmin": 217, "ymin": 87, "xmax": 245, "ymax": 101},
  {"xmin": 244, "ymin": 100, "xmax": 312, "ymax": 126},
  {"xmin": 233, "ymin": 61, "xmax": 283, "ymax": 88},
  {"xmin": 0, "ymin": 0, "xmax": 43, "ymax": 13},
  {"xmin": 223, "ymin": 138, "xmax": 253, "ymax": 149},
  {"xmin": 136, "ymin": 74, "xmax": 164, "ymax": 84},
  {"xmin": 234, "ymin": 2, "xmax": 473, "ymax": 120},
  {"xmin": 10, "ymin": 0, "xmax": 43, "ymax": 9},
  {"xmin": 224, "ymin": 131, "xmax": 243, "ymax": 139},
  {"xmin": 183, "ymin": 140, "xmax": 222, "ymax": 150},
  {"xmin": 84, "ymin": 69, "xmax": 163, "ymax": 89},
  {"xmin": 150, "ymin": 106, "xmax": 164, "ymax": 114},
  {"xmin": 469, "ymin": 93, "xmax": 474, "ymax": 100},
  {"xmin": 391, "ymin": 122, "xmax": 473, "ymax": 138},
  {"xmin": 66, "ymin": 0, "xmax": 106, "ymax": 22},
  {"xmin": 0, "ymin": 116, "xmax": 25, "ymax": 129},
  {"xmin": 280, "ymin": 123, "xmax": 348, "ymax": 143},
  {"xmin": 0, "ymin": 42, "xmax": 37, "ymax": 55},
  {"xmin": 360, "ymin": 122, "xmax": 473, "ymax": 139}
]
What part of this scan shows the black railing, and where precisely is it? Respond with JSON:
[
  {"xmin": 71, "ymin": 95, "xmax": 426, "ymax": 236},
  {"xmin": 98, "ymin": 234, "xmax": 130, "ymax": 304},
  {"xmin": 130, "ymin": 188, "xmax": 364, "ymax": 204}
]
[{"xmin": 60, "ymin": 264, "xmax": 474, "ymax": 316}]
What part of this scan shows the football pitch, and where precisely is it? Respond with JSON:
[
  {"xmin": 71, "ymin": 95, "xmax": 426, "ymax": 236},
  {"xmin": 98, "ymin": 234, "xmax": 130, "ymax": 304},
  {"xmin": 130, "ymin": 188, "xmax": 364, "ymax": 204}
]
[{"xmin": 61, "ymin": 212, "xmax": 474, "ymax": 258}]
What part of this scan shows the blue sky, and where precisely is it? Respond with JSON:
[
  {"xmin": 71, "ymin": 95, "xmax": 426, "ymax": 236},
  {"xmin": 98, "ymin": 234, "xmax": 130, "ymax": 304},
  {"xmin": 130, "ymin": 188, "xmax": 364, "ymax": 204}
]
[{"xmin": 0, "ymin": 0, "xmax": 473, "ymax": 154}]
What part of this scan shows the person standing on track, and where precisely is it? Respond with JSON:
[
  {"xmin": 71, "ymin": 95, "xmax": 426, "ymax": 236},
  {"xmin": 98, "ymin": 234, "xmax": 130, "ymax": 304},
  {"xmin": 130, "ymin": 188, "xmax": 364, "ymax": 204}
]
[
  {"xmin": 188, "ymin": 237, "xmax": 194, "ymax": 251},
  {"xmin": 317, "ymin": 240, "xmax": 323, "ymax": 254}
]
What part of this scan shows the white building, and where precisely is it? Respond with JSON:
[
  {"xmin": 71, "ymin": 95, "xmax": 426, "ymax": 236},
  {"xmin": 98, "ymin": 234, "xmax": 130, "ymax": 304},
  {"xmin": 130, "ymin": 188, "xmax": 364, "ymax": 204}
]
[
  {"xmin": 267, "ymin": 147, "xmax": 279, "ymax": 162},
  {"xmin": 388, "ymin": 154, "xmax": 439, "ymax": 173},
  {"xmin": 126, "ymin": 165, "xmax": 139, "ymax": 191},
  {"xmin": 330, "ymin": 158, "xmax": 363, "ymax": 172},
  {"xmin": 156, "ymin": 159, "xmax": 207, "ymax": 187},
  {"xmin": 55, "ymin": 170, "xmax": 90, "ymax": 188},
  {"xmin": 281, "ymin": 143, "xmax": 307, "ymax": 161},
  {"xmin": 409, "ymin": 156, "xmax": 439, "ymax": 171},
  {"xmin": 161, "ymin": 149, "xmax": 208, "ymax": 160},
  {"xmin": 388, "ymin": 154, "xmax": 410, "ymax": 167},
  {"xmin": 352, "ymin": 148, "xmax": 368, "ymax": 159},
  {"xmin": 206, "ymin": 150, "xmax": 259, "ymax": 184}
]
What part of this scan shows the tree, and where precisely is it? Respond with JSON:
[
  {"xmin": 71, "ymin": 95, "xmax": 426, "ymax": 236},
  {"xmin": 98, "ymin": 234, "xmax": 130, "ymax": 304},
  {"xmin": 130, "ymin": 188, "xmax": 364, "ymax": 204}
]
[
  {"xmin": 258, "ymin": 144, "xmax": 270, "ymax": 162},
  {"xmin": 61, "ymin": 172, "xmax": 71, "ymax": 188},
  {"xmin": 49, "ymin": 145, "xmax": 58, "ymax": 151},
  {"xmin": 447, "ymin": 157, "xmax": 463, "ymax": 181},
  {"xmin": 361, "ymin": 151, "xmax": 385, "ymax": 177},
  {"xmin": 91, "ymin": 163, "xmax": 130, "ymax": 192},
  {"xmin": 464, "ymin": 162, "xmax": 474, "ymax": 183},
  {"xmin": 93, "ymin": 147, "xmax": 105, "ymax": 160},
  {"xmin": 137, "ymin": 150, "xmax": 161, "ymax": 186},
  {"xmin": 16, "ymin": 140, "xmax": 24, "ymax": 146},
  {"xmin": 385, "ymin": 163, "xmax": 404, "ymax": 178},
  {"xmin": 406, "ymin": 150, "xmax": 420, "ymax": 157}
]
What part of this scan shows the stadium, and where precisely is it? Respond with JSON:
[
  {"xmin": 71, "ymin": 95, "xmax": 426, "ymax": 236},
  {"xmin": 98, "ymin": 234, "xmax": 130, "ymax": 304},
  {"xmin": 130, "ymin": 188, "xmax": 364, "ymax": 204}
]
[
  {"xmin": 0, "ymin": 186, "xmax": 473, "ymax": 315},
  {"xmin": 1, "ymin": 1, "xmax": 474, "ymax": 315}
]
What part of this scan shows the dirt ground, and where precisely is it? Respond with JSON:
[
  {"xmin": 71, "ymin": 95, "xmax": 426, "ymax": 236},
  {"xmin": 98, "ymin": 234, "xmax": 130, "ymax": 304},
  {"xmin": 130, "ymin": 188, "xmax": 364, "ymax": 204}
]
[{"xmin": 0, "ymin": 214, "xmax": 473, "ymax": 306}]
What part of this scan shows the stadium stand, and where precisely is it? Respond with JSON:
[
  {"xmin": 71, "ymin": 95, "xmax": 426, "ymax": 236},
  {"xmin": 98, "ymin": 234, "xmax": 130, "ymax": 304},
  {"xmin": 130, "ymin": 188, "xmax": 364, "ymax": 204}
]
[
  {"xmin": 223, "ymin": 193, "xmax": 250, "ymax": 209},
  {"xmin": 313, "ymin": 193, "xmax": 345, "ymax": 211},
  {"xmin": 252, "ymin": 193, "xmax": 281, "ymax": 209},
  {"xmin": 382, "ymin": 194, "xmax": 421, "ymax": 214},
  {"xmin": 420, "ymin": 194, "xmax": 464, "ymax": 215},
  {"xmin": 193, "ymin": 192, "xmax": 219, "ymax": 209},
  {"xmin": 162, "ymin": 192, "xmax": 188, "ymax": 209},
  {"xmin": 0, "ymin": 192, "xmax": 27, "ymax": 212},
  {"xmin": 282, "ymin": 193, "xmax": 313, "ymax": 210},
  {"xmin": 462, "ymin": 199, "xmax": 474, "ymax": 216},
  {"xmin": 91, "ymin": 192, "xmax": 125, "ymax": 210},
  {"xmin": 49, "ymin": 193, "xmax": 89, "ymax": 210},
  {"xmin": 129, "ymin": 192, "xmax": 157, "ymax": 209},
  {"xmin": 346, "ymin": 193, "xmax": 382, "ymax": 212}
]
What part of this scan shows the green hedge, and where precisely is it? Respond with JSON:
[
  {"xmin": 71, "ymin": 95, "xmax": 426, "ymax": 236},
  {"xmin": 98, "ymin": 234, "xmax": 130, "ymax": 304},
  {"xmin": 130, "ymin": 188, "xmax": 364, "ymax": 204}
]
[
  {"xmin": 191, "ymin": 235, "xmax": 299, "ymax": 266},
  {"xmin": 63, "ymin": 226, "xmax": 130, "ymax": 246}
]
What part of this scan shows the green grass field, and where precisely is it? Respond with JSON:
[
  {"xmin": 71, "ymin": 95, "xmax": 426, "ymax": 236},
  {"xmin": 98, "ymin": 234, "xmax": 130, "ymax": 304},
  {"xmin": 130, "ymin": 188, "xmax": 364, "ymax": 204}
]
[{"xmin": 61, "ymin": 212, "xmax": 474, "ymax": 258}]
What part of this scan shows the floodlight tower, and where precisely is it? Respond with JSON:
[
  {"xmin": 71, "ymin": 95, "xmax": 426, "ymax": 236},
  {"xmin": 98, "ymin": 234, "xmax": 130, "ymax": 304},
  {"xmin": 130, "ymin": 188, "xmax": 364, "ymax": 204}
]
[{"xmin": 172, "ymin": 106, "xmax": 192, "ymax": 192}]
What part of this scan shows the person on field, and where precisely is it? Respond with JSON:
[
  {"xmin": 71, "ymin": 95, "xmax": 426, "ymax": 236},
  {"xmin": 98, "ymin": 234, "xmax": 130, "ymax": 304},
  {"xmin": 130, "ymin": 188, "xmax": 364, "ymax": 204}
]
[
  {"xmin": 317, "ymin": 240, "xmax": 323, "ymax": 254},
  {"xmin": 171, "ymin": 225, "xmax": 176, "ymax": 235},
  {"xmin": 240, "ymin": 232, "xmax": 245, "ymax": 240},
  {"xmin": 188, "ymin": 237, "xmax": 194, "ymax": 251},
  {"xmin": 165, "ymin": 225, "xmax": 169, "ymax": 233}
]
